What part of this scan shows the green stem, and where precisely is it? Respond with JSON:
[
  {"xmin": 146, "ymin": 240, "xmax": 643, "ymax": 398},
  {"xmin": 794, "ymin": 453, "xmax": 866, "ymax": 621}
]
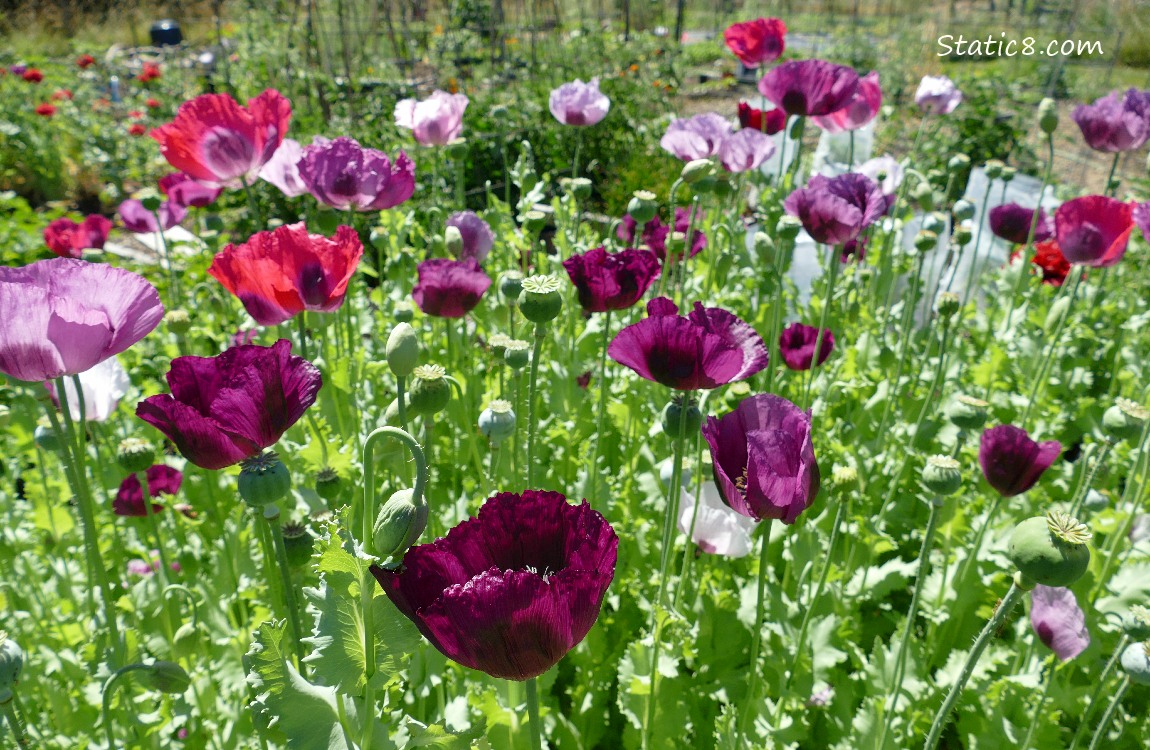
[
  {"xmin": 955, "ymin": 181, "xmax": 994, "ymax": 308},
  {"xmin": 138, "ymin": 471, "xmax": 171, "ymax": 588},
  {"xmin": 802, "ymin": 249, "xmax": 839, "ymax": 411},
  {"xmin": 296, "ymin": 312, "xmax": 310, "ymax": 361},
  {"xmin": 151, "ymin": 221, "xmax": 180, "ymax": 306},
  {"xmin": 909, "ymin": 323, "xmax": 953, "ymax": 448},
  {"xmin": 101, "ymin": 664, "xmax": 152, "ymax": 749},
  {"xmin": 588, "ymin": 311, "xmax": 612, "ymax": 504},
  {"xmin": 1086, "ymin": 675, "xmax": 1131, "ymax": 750},
  {"xmin": 2, "ymin": 694, "xmax": 31, "ymax": 749},
  {"xmin": 1067, "ymin": 441, "xmax": 1111, "ymax": 518},
  {"xmin": 1019, "ymin": 659, "xmax": 1057, "ymax": 750},
  {"xmin": 241, "ymin": 178, "xmax": 264, "ymax": 230},
  {"xmin": 1104, "ymin": 152, "xmax": 1120, "ymax": 197},
  {"xmin": 875, "ymin": 252, "xmax": 925, "ymax": 439},
  {"xmin": 738, "ymin": 520, "xmax": 775, "ymax": 748},
  {"xmin": 1019, "ymin": 267, "xmax": 1084, "ymax": 426},
  {"xmin": 526, "ymin": 324, "xmax": 547, "ymax": 488},
  {"xmin": 525, "ymin": 676, "xmax": 543, "ymax": 750},
  {"xmin": 1067, "ymin": 635, "xmax": 1130, "ymax": 750},
  {"xmin": 264, "ymin": 506, "xmax": 307, "ymax": 673}
]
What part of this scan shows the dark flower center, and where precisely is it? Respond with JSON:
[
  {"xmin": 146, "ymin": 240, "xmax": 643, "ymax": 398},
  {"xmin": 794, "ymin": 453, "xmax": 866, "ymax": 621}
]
[{"xmin": 735, "ymin": 466, "xmax": 749, "ymax": 493}]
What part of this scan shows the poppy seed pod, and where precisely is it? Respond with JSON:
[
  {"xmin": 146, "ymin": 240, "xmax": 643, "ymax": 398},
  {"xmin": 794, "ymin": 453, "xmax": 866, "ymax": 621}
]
[
  {"xmin": 1008, "ymin": 511, "xmax": 1092, "ymax": 588},
  {"xmin": 914, "ymin": 230, "xmax": 939, "ymax": 253},
  {"xmin": 627, "ymin": 191, "xmax": 659, "ymax": 225},
  {"xmin": 935, "ymin": 292, "xmax": 960, "ymax": 320},
  {"xmin": 394, "ymin": 302, "xmax": 415, "ymax": 323},
  {"xmin": 408, "ymin": 364, "xmax": 451, "ymax": 417},
  {"xmin": 489, "ymin": 333, "xmax": 512, "ymax": 359},
  {"xmin": 662, "ymin": 397, "xmax": 702, "ymax": 436},
  {"xmin": 237, "ymin": 452, "xmax": 292, "ymax": 508},
  {"xmin": 923, "ymin": 212, "xmax": 948, "ymax": 234},
  {"xmin": 145, "ymin": 661, "xmax": 191, "ymax": 694},
  {"xmin": 753, "ymin": 231, "xmax": 774, "ymax": 259},
  {"xmin": 1001, "ymin": 166, "xmax": 1016, "ymax": 182},
  {"xmin": 912, "ymin": 182, "xmax": 934, "ymax": 211},
  {"xmin": 166, "ymin": 309, "xmax": 193, "ymax": 335},
  {"xmin": 1102, "ymin": 398, "xmax": 1148, "ymax": 444},
  {"xmin": 1038, "ymin": 97, "xmax": 1059, "ymax": 135},
  {"xmin": 314, "ymin": 467, "xmax": 342, "ymax": 502},
  {"xmin": 500, "ymin": 271, "xmax": 524, "ymax": 303},
  {"xmin": 776, "ymin": 215, "xmax": 803, "ymax": 241},
  {"xmin": 1126, "ymin": 605, "xmax": 1150, "ymax": 640},
  {"xmin": 952, "ymin": 223, "xmax": 973, "ymax": 246},
  {"xmin": 518, "ymin": 275, "xmax": 564, "ymax": 325},
  {"xmin": 947, "ymin": 395, "xmax": 988, "ymax": 431},
  {"xmin": 386, "ymin": 323, "xmax": 421, "ymax": 378},
  {"xmin": 984, "ymin": 159, "xmax": 1005, "ymax": 179},
  {"xmin": 479, "ymin": 399, "xmax": 517, "ymax": 442},
  {"xmin": 117, "ymin": 438, "xmax": 156, "ymax": 474},
  {"xmin": 953, "ymin": 199, "xmax": 976, "ymax": 222},
  {"xmin": 0, "ymin": 632, "xmax": 24, "ymax": 691},
  {"xmin": 922, "ymin": 455, "xmax": 962, "ymax": 496},
  {"xmin": 372, "ymin": 488, "xmax": 429, "ymax": 560},
  {"xmin": 282, "ymin": 521, "xmax": 315, "ymax": 568},
  {"xmin": 446, "ymin": 137, "xmax": 468, "ymax": 160},
  {"xmin": 947, "ymin": 154, "xmax": 971, "ymax": 174},
  {"xmin": 1120, "ymin": 641, "xmax": 1150, "ymax": 685},
  {"xmin": 682, "ymin": 159, "xmax": 715, "ymax": 184},
  {"xmin": 504, "ymin": 340, "xmax": 530, "ymax": 370},
  {"xmin": 562, "ymin": 177, "xmax": 594, "ymax": 200},
  {"xmin": 832, "ymin": 465, "xmax": 858, "ymax": 488},
  {"xmin": 522, "ymin": 210, "xmax": 548, "ymax": 235}
]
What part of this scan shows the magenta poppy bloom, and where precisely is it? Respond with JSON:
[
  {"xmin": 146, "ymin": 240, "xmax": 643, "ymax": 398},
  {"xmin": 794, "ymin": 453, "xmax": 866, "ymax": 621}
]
[
  {"xmin": 758, "ymin": 60, "xmax": 860, "ymax": 118},
  {"xmin": 113, "ymin": 465, "xmax": 184, "ymax": 517},
  {"xmin": 298, "ymin": 136, "xmax": 416, "ymax": 212},
  {"xmin": 0, "ymin": 258, "xmax": 163, "ymax": 383},
  {"xmin": 840, "ymin": 236, "xmax": 867, "ymax": 263},
  {"xmin": 989, "ymin": 203, "xmax": 1055, "ymax": 245},
  {"xmin": 811, "ymin": 71, "xmax": 882, "ymax": 134},
  {"xmin": 702, "ymin": 393, "xmax": 820, "ymax": 524},
  {"xmin": 914, "ymin": 75, "xmax": 963, "ymax": 115},
  {"xmin": 135, "ymin": 339, "xmax": 322, "ymax": 470},
  {"xmin": 412, "ymin": 258, "xmax": 492, "ymax": 319},
  {"xmin": 549, "ymin": 78, "xmax": 610, "ymax": 126},
  {"xmin": 394, "ymin": 90, "xmax": 468, "ymax": 146},
  {"xmin": 718, "ymin": 128, "xmax": 777, "ymax": 173},
  {"xmin": 608, "ymin": 297, "xmax": 768, "ymax": 391},
  {"xmin": 446, "ymin": 211, "xmax": 495, "ymax": 263},
  {"xmin": 618, "ymin": 208, "xmax": 706, "ymax": 262},
  {"xmin": 1072, "ymin": 89, "xmax": 1150, "ymax": 153},
  {"xmin": 723, "ymin": 17, "xmax": 786, "ymax": 68},
  {"xmin": 738, "ymin": 102, "xmax": 788, "ymax": 135},
  {"xmin": 43, "ymin": 215, "xmax": 112, "ymax": 259},
  {"xmin": 258, "ymin": 137, "xmax": 309, "ymax": 198},
  {"xmin": 562, "ymin": 246, "xmax": 661, "ymax": 314},
  {"xmin": 159, "ymin": 172, "xmax": 222, "ymax": 209},
  {"xmin": 660, "ymin": 113, "xmax": 732, "ymax": 162},
  {"xmin": 1054, "ymin": 195, "xmax": 1135, "ymax": 267},
  {"xmin": 118, "ymin": 199, "xmax": 187, "ymax": 234},
  {"xmin": 372, "ymin": 489, "xmax": 618, "ymax": 681},
  {"xmin": 784, "ymin": 173, "xmax": 886, "ymax": 245},
  {"xmin": 150, "ymin": 89, "xmax": 292, "ymax": 189},
  {"xmin": 1029, "ymin": 585, "xmax": 1090, "ymax": 662},
  {"xmin": 1134, "ymin": 201, "xmax": 1150, "ymax": 244},
  {"xmin": 779, "ymin": 322, "xmax": 835, "ymax": 371},
  {"xmin": 978, "ymin": 425, "xmax": 1061, "ymax": 497}
]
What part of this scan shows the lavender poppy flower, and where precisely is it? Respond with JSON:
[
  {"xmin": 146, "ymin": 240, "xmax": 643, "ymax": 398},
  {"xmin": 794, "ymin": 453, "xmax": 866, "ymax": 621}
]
[
  {"xmin": 258, "ymin": 137, "xmax": 310, "ymax": 198},
  {"xmin": 779, "ymin": 322, "xmax": 835, "ymax": 371},
  {"xmin": 118, "ymin": 199, "xmax": 187, "ymax": 233},
  {"xmin": 135, "ymin": 339, "xmax": 322, "ymax": 470},
  {"xmin": 1029, "ymin": 585, "xmax": 1090, "ymax": 662},
  {"xmin": 113, "ymin": 464, "xmax": 184, "ymax": 517},
  {"xmin": 446, "ymin": 211, "xmax": 495, "ymax": 263},
  {"xmin": 0, "ymin": 258, "xmax": 163, "ymax": 383},
  {"xmin": 549, "ymin": 78, "xmax": 610, "ymax": 126},
  {"xmin": 1072, "ymin": 89, "xmax": 1150, "ymax": 153},
  {"xmin": 811, "ymin": 71, "xmax": 882, "ymax": 133},
  {"xmin": 1134, "ymin": 201, "xmax": 1150, "ymax": 245},
  {"xmin": 372, "ymin": 489, "xmax": 618, "ymax": 681},
  {"xmin": 412, "ymin": 258, "xmax": 492, "ymax": 319},
  {"xmin": 159, "ymin": 172, "xmax": 222, "ymax": 209},
  {"xmin": 678, "ymin": 481, "xmax": 756, "ymax": 557},
  {"xmin": 914, "ymin": 75, "xmax": 963, "ymax": 115},
  {"xmin": 857, "ymin": 154, "xmax": 902, "ymax": 211},
  {"xmin": 607, "ymin": 297, "xmax": 768, "ymax": 391},
  {"xmin": 989, "ymin": 203, "xmax": 1055, "ymax": 245},
  {"xmin": 718, "ymin": 128, "xmax": 777, "ymax": 173},
  {"xmin": 395, "ymin": 90, "xmax": 468, "ymax": 146},
  {"xmin": 784, "ymin": 173, "xmax": 886, "ymax": 245},
  {"xmin": 978, "ymin": 425, "xmax": 1061, "ymax": 497},
  {"xmin": 660, "ymin": 113, "xmax": 732, "ymax": 161},
  {"xmin": 1054, "ymin": 195, "xmax": 1135, "ymax": 268},
  {"xmin": 758, "ymin": 60, "xmax": 861, "ymax": 118},
  {"xmin": 562, "ymin": 246, "xmax": 661, "ymax": 314},
  {"xmin": 298, "ymin": 136, "xmax": 416, "ymax": 212},
  {"xmin": 702, "ymin": 393, "xmax": 820, "ymax": 524},
  {"xmin": 45, "ymin": 357, "xmax": 130, "ymax": 422}
]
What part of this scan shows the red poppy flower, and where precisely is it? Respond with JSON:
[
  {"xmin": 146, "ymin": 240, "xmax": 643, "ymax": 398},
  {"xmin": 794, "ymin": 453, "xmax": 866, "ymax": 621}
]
[
  {"xmin": 1020, "ymin": 239, "xmax": 1071, "ymax": 286},
  {"xmin": 737, "ymin": 102, "xmax": 787, "ymax": 135},
  {"xmin": 145, "ymin": 97, "xmax": 161, "ymax": 109},
  {"xmin": 137, "ymin": 62, "xmax": 161, "ymax": 83},
  {"xmin": 129, "ymin": 110, "xmax": 145, "ymax": 120},
  {"xmin": 22, "ymin": 68, "xmax": 44, "ymax": 84},
  {"xmin": 1054, "ymin": 195, "xmax": 1134, "ymax": 268},
  {"xmin": 34, "ymin": 103, "xmax": 56, "ymax": 118},
  {"xmin": 128, "ymin": 123, "xmax": 147, "ymax": 137},
  {"xmin": 51, "ymin": 89, "xmax": 73, "ymax": 102},
  {"xmin": 76, "ymin": 54, "xmax": 96, "ymax": 69},
  {"xmin": 723, "ymin": 18, "xmax": 787, "ymax": 68},
  {"xmin": 43, "ymin": 215, "xmax": 113, "ymax": 258}
]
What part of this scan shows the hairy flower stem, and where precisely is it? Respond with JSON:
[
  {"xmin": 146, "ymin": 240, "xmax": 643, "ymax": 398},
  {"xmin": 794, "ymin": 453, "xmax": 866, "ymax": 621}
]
[
  {"xmin": 1067, "ymin": 635, "xmax": 1130, "ymax": 750},
  {"xmin": 526, "ymin": 324, "xmax": 547, "ymax": 488},
  {"xmin": 955, "ymin": 182, "xmax": 994, "ymax": 307},
  {"xmin": 738, "ymin": 519, "xmax": 775, "ymax": 748},
  {"xmin": 296, "ymin": 313, "xmax": 310, "ymax": 361},
  {"xmin": 1067, "ymin": 441, "xmax": 1111, "ymax": 518},
  {"xmin": 1019, "ymin": 658, "xmax": 1058, "ymax": 750},
  {"xmin": 802, "ymin": 248, "xmax": 839, "ymax": 411},
  {"xmin": 1086, "ymin": 675, "xmax": 1131, "ymax": 750},
  {"xmin": 263, "ymin": 506, "xmax": 306, "ymax": 673},
  {"xmin": 396, "ymin": 375, "xmax": 408, "ymax": 433},
  {"xmin": 151, "ymin": 219, "xmax": 181, "ymax": 306},
  {"xmin": 241, "ymin": 178, "xmax": 264, "ymax": 230},
  {"xmin": 923, "ymin": 581, "xmax": 1025, "ymax": 750},
  {"xmin": 588, "ymin": 311, "xmax": 612, "ymax": 504},
  {"xmin": 909, "ymin": 321, "xmax": 953, "ymax": 448},
  {"xmin": 1104, "ymin": 152, "xmax": 1120, "ymax": 197},
  {"xmin": 1, "ymin": 693, "xmax": 31, "ymax": 748},
  {"xmin": 102, "ymin": 663, "xmax": 153, "ymax": 749},
  {"xmin": 525, "ymin": 676, "xmax": 543, "ymax": 750},
  {"xmin": 1019, "ymin": 267, "xmax": 1084, "ymax": 426}
]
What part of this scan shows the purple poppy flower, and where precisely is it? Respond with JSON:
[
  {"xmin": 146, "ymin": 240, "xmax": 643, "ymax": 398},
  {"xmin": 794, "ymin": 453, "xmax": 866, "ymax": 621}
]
[
  {"xmin": 857, "ymin": 154, "xmax": 902, "ymax": 211},
  {"xmin": 988, "ymin": 203, "xmax": 1055, "ymax": 245},
  {"xmin": 135, "ymin": 339, "xmax": 322, "ymax": 470},
  {"xmin": 412, "ymin": 258, "xmax": 492, "ymax": 319},
  {"xmin": 118, "ymin": 199, "xmax": 188, "ymax": 233},
  {"xmin": 562, "ymin": 246, "xmax": 661, "ymax": 313},
  {"xmin": 779, "ymin": 322, "xmax": 835, "ymax": 371},
  {"xmin": 718, "ymin": 128, "xmax": 777, "ymax": 173},
  {"xmin": 758, "ymin": 60, "xmax": 861, "ymax": 118},
  {"xmin": 159, "ymin": 172, "xmax": 222, "ymax": 209},
  {"xmin": 446, "ymin": 211, "xmax": 495, "ymax": 263},
  {"xmin": 9, "ymin": 64, "xmax": 27, "ymax": 76},
  {"xmin": 1072, "ymin": 89, "xmax": 1150, "ymax": 153},
  {"xmin": 1055, "ymin": 195, "xmax": 1135, "ymax": 268},
  {"xmin": 914, "ymin": 75, "xmax": 963, "ymax": 115},
  {"xmin": 978, "ymin": 425, "xmax": 1061, "ymax": 497},
  {"xmin": 372, "ymin": 489, "xmax": 618, "ymax": 681},
  {"xmin": 702, "ymin": 393, "xmax": 820, "ymax": 524},
  {"xmin": 1029, "ymin": 585, "xmax": 1090, "ymax": 662},
  {"xmin": 840, "ymin": 236, "xmax": 867, "ymax": 263},
  {"xmin": 607, "ymin": 297, "xmax": 768, "ymax": 390},
  {"xmin": 113, "ymin": 464, "xmax": 184, "ymax": 517},
  {"xmin": 1134, "ymin": 201, "xmax": 1150, "ymax": 244},
  {"xmin": 549, "ymin": 78, "xmax": 610, "ymax": 126},
  {"xmin": 258, "ymin": 137, "xmax": 310, "ymax": 198},
  {"xmin": 811, "ymin": 71, "xmax": 882, "ymax": 133},
  {"xmin": 395, "ymin": 90, "xmax": 468, "ymax": 146},
  {"xmin": 617, "ymin": 208, "xmax": 706, "ymax": 263},
  {"xmin": 678, "ymin": 481, "xmax": 756, "ymax": 557},
  {"xmin": 784, "ymin": 173, "xmax": 886, "ymax": 245},
  {"xmin": 0, "ymin": 258, "xmax": 163, "ymax": 383},
  {"xmin": 298, "ymin": 136, "xmax": 416, "ymax": 212},
  {"xmin": 660, "ymin": 113, "xmax": 732, "ymax": 161}
]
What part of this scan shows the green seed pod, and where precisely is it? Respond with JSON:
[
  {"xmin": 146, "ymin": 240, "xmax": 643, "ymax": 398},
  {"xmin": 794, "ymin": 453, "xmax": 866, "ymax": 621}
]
[
  {"xmin": 984, "ymin": 160, "xmax": 1005, "ymax": 180},
  {"xmin": 408, "ymin": 365, "xmax": 451, "ymax": 417},
  {"xmin": 1125, "ymin": 605, "xmax": 1150, "ymax": 640},
  {"xmin": 948, "ymin": 398, "xmax": 987, "ymax": 435},
  {"xmin": 488, "ymin": 333, "xmax": 512, "ymax": 360},
  {"xmin": 952, "ymin": 223, "xmax": 973, "ymax": 247},
  {"xmin": 922, "ymin": 455, "xmax": 962, "ymax": 496},
  {"xmin": 1038, "ymin": 97, "xmax": 1059, "ymax": 135},
  {"xmin": 314, "ymin": 467, "xmax": 343, "ymax": 503},
  {"xmin": 0, "ymin": 632, "xmax": 24, "ymax": 691},
  {"xmin": 117, "ymin": 438, "xmax": 156, "ymax": 474},
  {"xmin": 504, "ymin": 340, "xmax": 530, "ymax": 370},
  {"xmin": 171, "ymin": 622, "xmax": 202, "ymax": 660},
  {"xmin": 519, "ymin": 275, "xmax": 563, "ymax": 325},
  {"xmin": 522, "ymin": 210, "xmax": 548, "ymax": 235},
  {"xmin": 661, "ymin": 397, "xmax": 702, "ymax": 436},
  {"xmin": 386, "ymin": 322, "xmax": 421, "ymax": 378},
  {"xmin": 776, "ymin": 215, "xmax": 803, "ymax": 241},
  {"xmin": 914, "ymin": 230, "xmax": 938, "ymax": 253},
  {"xmin": 446, "ymin": 137, "xmax": 468, "ymax": 160},
  {"xmin": 34, "ymin": 420, "xmax": 61, "ymax": 453},
  {"xmin": 478, "ymin": 399, "xmax": 517, "ymax": 442},
  {"xmin": 789, "ymin": 116, "xmax": 806, "ymax": 140},
  {"xmin": 166, "ymin": 309, "xmax": 193, "ymax": 335},
  {"xmin": 394, "ymin": 302, "xmax": 415, "ymax": 323},
  {"xmin": 1102, "ymin": 398, "xmax": 1148, "ymax": 444},
  {"xmin": 490, "ymin": 104, "xmax": 509, "ymax": 119},
  {"xmin": 627, "ymin": 190, "xmax": 659, "ymax": 225},
  {"xmin": 561, "ymin": 177, "xmax": 593, "ymax": 200},
  {"xmin": 372, "ymin": 488, "xmax": 429, "ymax": 559},
  {"xmin": 444, "ymin": 226, "xmax": 464, "ymax": 257},
  {"xmin": 1001, "ymin": 166, "xmax": 1017, "ymax": 183},
  {"xmin": 145, "ymin": 660, "xmax": 191, "ymax": 694},
  {"xmin": 681, "ymin": 159, "xmax": 715, "ymax": 184},
  {"xmin": 710, "ymin": 175, "xmax": 734, "ymax": 198},
  {"xmin": 923, "ymin": 211, "xmax": 948, "ymax": 234},
  {"xmin": 1120, "ymin": 641, "xmax": 1150, "ymax": 686},
  {"xmin": 752, "ymin": 231, "xmax": 774, "ymax": 260},
  {"xmin": 237, "ymin": 452, "xmax": 292, "ymax": 509},
  {"xmin": 831, "ymin": 466, "xmax": 859, "ymax": 488},
  {"xmin": 281, "ymin": 522, "xmax": 315, "ymax": 568},
  {"xmin": 500, "ymin": 271, "xmax": 524, "ymax": 304},
  {"xmin": 912, "ymin": 182, "xmax": 934, "ymax": 211},
  {"xmin": 953, "ymin": 200, "xmax": 976, "ymax": 222},
  {"xmin": 935, "ymin": 292, "xmax": 961, "ymax": 320},
  {"xmin": 1008, "ymin": 511, "xmax": 1092, "ymax": 588},
  {"xmin": 947, "ymin": 154, "xmax": 971, "ymax": 175}
]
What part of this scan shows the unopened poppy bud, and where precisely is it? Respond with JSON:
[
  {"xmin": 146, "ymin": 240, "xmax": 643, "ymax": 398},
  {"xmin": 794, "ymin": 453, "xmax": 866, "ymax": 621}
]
[
  {"xmin": 1102, "ymin": 398, "xmax": 1148, "ymax": 444},
  {"xmin": 1038, "ymin": 97, "xmax": 1059, "ymax": 134},
  {"xmin": 237, "ymin": 451, "xmax": 292, "ymax": 508},
  {"xmin": 479, "ymin": 399, "xmax": 517, "ymax": 442},
  {"xmin": 914, "ymin": 230, "xmax": 938, "ymax": 253},
  {"xmin": 922, "ymin": 455, "xmax": 962, "ymax": 496},
  {"xmin": 444, "ymin": 225, "xmax": 464, "ymax": 257},
  {"xmin": 1125, "ymin": 605, "xmax": 1150, "ymax": 640},
  {"xmin": 504, "ymin": 340, "xmax": 530, "ymax": 370},
  {"xmin": 141, "ymin": 195, "xmax": 163, "ymax": 213},
  {"xmin": 408, "ymin": 364, "xmax": 451, "ymax": 417},
  {"xmin": 166, "ymin": 309, "xmax": 192, "ymax": 335},
  {"xmin": 446, "ymin": 137, "xmax": 468, "ymax": 160},
  {"xmin": 661, "ymin": 397, "xmax": 702, "ymax": 436},
  {"xmin": 0, "ymin": 632, "xmax": 24, "ymax": 691},
  {"xmin": 912, "ymin": 182, "xmax": 934, "ymax": 211},
  {"xmin": 776, "ymin": 215, "xmax": 803, "ymax": 241},
  {"xmin": 953, "ymin": 199, "xmax": 976, "ymax": 221},
  {"xmin": 923, "ymin": 211, "xmax": 948, "ymax": 234},
  {"xmin": 117, "ymin": 438, "xmax": 156, "ymax": 474},
  {"xmin": 1120, "ymin": 641, "xmax": 1150, "ymax": 685},
  {"xmin": 314, "ymin": 467, "xmax": 342, "ymax": 502},
  {"xmin": 681, "ymin": 159, "xmax": 714, "ymax": 184},
  {"xmin": 1008, "ymin": 511, "xmax": 1092, "ymax": 588},
  {"xmin": 282, "ymin": 521, "xmax": 315, "ymax": 568},
  {"xmin": 984, "ymin": 160, "xmax": 1005, "ymax": 180},
  {"xmin": 519, "ymin": 275, "xmax": 563, "ymax": 324},
  {"xmin": 627, "ymin": 190, "xmax": 658, "ymax": 225},
  {"xmin": 935, "ymin": 292, "xmax": 960, "ymax": 320},
  {"xmin": 1001, "ymin": 166, "xmax": 1016, "ymax": 182},
  {"xmin": 831, "ymin": 466, "xmax": 858, "ymax": 488},
  {"xmin": 522, "ymin": 210, "xmax": 548, "ymax": 235},
  {"xmin": 394, "ymin": 302, "xmax": 415, "ymax": 323},
  {"xmin": 753, "ymin": 231, "xmax": 774, "ymax": 258},
  {"xmin": 386, "ymin": 323, "xmax": 421, "ymax": 378},
  {"xmin": 171, "ymin": 622, "xmax": 202, "ymax": 660},
  {"xmin": 34, "ymin": 420, "xmax": 61, "ymax": 452},
  {"xmin": 952, "ymin": 223, "xmax": 973, "ymax": 246},
  {"xmin": 145, "ymin": 660, "xmax": 190, "ymax": 694},
  {"xmin": 947, "ymin": 154, "xmax": 971, "ymax": 174},
  {"xmin": 500, "ymin": 271, "xmax": 524, "ymax": 303},
  {"xmin": 372, "ymin": 488, "xmax": 428, "ymax": 559}
]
